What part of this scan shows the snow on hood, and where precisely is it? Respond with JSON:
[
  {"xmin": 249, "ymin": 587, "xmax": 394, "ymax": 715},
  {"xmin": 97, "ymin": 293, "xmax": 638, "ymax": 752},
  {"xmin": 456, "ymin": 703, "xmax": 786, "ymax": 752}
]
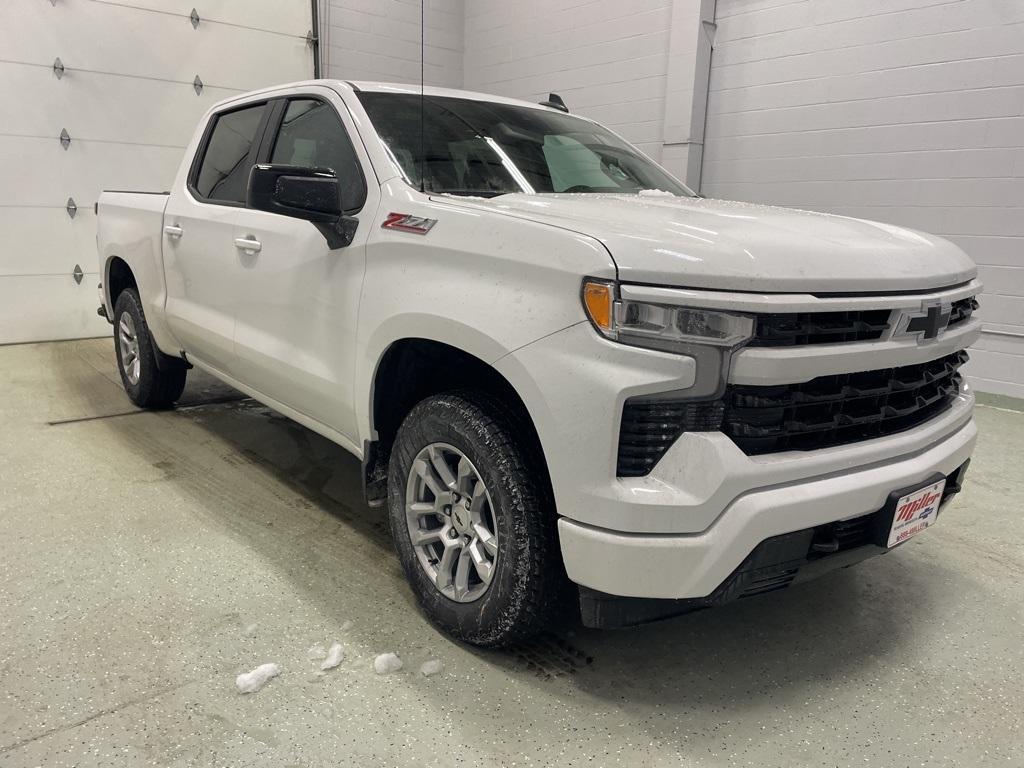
[{"xmin": 439, "ymin": 193, "xmax": 976, "ymax": 293}]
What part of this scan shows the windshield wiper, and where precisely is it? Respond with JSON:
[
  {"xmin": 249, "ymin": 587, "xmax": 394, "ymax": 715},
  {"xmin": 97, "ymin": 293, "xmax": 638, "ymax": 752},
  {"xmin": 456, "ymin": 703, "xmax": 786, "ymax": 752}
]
[{"xmin": 429, "ymin": 189, "xmax": 509, "ymax": 198}]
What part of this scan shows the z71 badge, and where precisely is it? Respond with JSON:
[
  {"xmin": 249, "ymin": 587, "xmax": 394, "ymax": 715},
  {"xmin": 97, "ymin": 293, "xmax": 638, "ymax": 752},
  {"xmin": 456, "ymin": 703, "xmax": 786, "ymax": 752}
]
[{"xmin": 381, "ymin": 212, "xmax": 437, "ymax": 235}]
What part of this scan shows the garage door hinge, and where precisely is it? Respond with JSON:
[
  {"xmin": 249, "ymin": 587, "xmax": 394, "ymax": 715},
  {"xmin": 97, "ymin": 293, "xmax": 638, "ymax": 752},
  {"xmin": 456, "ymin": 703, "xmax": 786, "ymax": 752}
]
[
  {"xmin": 73, "ymin": 265, "xmax": 83, "ymax": 285},
  {"xmin": 190, "ymin": 8, "xmax": 200, "ymax": 28},
  {"xmin": 53, "ymin": 57, "xmax": 65, "ymax": 79},
  {"xmin": 66, "ymin": 197, "xmax": 77, "ymax": 219},
  {"xmin": 60, "ymin": 128, "xmax": 71, "ymax": 150},
  {"xmin": 193, "ymin": 75, "xmax": 204, "ymax": 95},
  {"xmin": 306, "ymin": 30, "xmax": 318, "ymax": 46}
]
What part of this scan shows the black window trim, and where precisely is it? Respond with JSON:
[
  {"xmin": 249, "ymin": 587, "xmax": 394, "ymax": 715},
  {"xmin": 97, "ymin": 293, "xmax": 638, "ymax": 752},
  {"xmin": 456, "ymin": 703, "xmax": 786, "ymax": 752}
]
[
  {"xmin": 258, "ymin": 93, "xmax": 368, "ymax": 216},
  {"xmin": 187, "ymin": 99, "xmax": 276, "ymax": 208}
]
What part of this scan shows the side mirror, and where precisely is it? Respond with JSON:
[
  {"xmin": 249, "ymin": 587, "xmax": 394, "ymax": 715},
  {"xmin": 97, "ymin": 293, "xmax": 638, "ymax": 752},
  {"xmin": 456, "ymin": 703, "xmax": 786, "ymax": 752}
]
[{"xmin": 246, "ymin": 164, "xmax": 358, "ymax": 249}]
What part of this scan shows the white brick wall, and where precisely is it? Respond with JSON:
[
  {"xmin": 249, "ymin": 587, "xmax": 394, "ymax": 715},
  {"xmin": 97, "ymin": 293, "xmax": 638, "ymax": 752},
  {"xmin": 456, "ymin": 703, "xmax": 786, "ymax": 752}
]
[
  {"xmin": 463, "ymin": 0, "xmax": 675, "ymax": 160},
  {"xmin": 702, "ymin": 0, "xmax": 1024, "ymax": 399},
  {"xmin": 322, "ymin": 0, "xmax": 464, "ymax": 87}
]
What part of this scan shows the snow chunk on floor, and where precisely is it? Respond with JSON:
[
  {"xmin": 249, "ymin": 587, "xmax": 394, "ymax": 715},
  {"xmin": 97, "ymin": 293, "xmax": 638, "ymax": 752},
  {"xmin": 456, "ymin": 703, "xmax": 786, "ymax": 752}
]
[
  {"xmin": 419, "ymin": 659, "xmax": 443, "ymax": 677},
  {"xmin": 373, "ymin": 653, "xmax": 403, "ymax": 674},
  {"xmin": 638, "ymin": 188, "xmax": 676, "ymax": 197},
  {"xmin": 236, "ymin": 663, "xmax": 280, "ymax": 694},
  {"xmin": 307, "ymin": 644, "xmax": 327, "ymax": 661},
  {"xmin": 321, "ymin": 643, "xmax": 345, "ymax": 671}
]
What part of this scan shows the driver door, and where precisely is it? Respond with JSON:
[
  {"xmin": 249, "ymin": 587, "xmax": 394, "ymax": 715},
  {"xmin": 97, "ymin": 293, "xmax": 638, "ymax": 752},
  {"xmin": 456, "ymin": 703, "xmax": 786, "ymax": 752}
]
[{"xmin": 231, "ymin": 90, "xmax": 375, "ymax": 441}]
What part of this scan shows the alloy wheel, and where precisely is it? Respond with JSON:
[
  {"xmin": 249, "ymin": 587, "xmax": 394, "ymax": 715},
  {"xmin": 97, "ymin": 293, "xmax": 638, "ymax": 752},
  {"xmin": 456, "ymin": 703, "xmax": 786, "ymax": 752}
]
[{"xmin": 405, "ymin": 443, "xmax": 499, "ymax": 603}]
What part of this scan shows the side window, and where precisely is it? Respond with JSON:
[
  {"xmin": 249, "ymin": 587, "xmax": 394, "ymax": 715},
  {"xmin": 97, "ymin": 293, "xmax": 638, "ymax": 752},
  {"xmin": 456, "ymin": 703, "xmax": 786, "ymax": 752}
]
[
  {"xmin": 193, "ymin": 103, "xmax": 266, "ymax": 204},
  {"xmin": 270, "ymin": 99, "xmax": 367, "ymax": 213}
]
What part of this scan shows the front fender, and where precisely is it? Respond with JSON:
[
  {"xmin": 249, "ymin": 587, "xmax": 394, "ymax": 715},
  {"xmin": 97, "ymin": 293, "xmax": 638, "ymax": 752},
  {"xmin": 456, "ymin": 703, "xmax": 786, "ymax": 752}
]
[{"xmin": 356, "ymin": 314, "xmax": 521, "ymax": 443}]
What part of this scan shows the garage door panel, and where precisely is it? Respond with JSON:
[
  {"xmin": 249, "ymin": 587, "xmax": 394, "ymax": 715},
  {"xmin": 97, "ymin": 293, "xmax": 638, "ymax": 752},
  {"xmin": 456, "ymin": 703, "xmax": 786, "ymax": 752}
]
[
  {"xmin": 0, "ymin": 0, "xmax": 311, "ymax": 345},
  {"xmin": 705, "ymin": 0, "xmax": 1024, "ymax": 395},
  {"xmin": 705, "ymin": 85, "xmax": 1024, "ymax": 139},
  {"xmin": 714, "ymin": 2, "xmax": 985, "ymax": 66},
  {"xmin": 0, "ymin": 64, "xmax": 236, "ymax": 148},
  {"xmin": 0, "ymin": 137, "xmax": 182, "ymax": 209},
  {"xmin": 952, "ymin": 235, "xmax": 1024, "ymax": 268},
  {"xmin": 976, "ymin": 294, "xmax": 1024, "ymax": 327},
  {"xmin": 709, "ymin": 23, "xmax": 1024, "ymax": 92},
  {"xmin": 703, "ymin": 148, "xmax": 1020, "ymax": 185},
  {"xmin": 0, "ymin": 209, "xmax": 99, "ymax": 278},
  {"xmin": 709, "ymin": 54, "xmax": 1024, "ymax": 116},
  {"xmin": 964, "ymin": 348, "xmax": 1024, "ymax": 392},
  {"xmin": 4, "ymin": 0, "xmax": 311, "ymax": 92},
  {"xmin": 973, "ymin": 327, "xmax": 1024, "ymax": 356},
  {"xmin": 977, "ymin": 266, "xmax": 1024, "ymax": 298},
  {"xmin": 702, "ymin": 178, "xmax": 1024, "ymax": 211},
  {"xmin": 96, "ymin": 0, "xmax": 311, "ymax": 37},
  {"xmin": 715, "ymin": 0, "xmax": 958, "ymax": 37},
  {"xmin": 703, "ymin": 118, "xmax": 1024, "ymax": 163},
  {"xmin": 0, "ymin": 274, "xmax": 108, "ymax": 344}
]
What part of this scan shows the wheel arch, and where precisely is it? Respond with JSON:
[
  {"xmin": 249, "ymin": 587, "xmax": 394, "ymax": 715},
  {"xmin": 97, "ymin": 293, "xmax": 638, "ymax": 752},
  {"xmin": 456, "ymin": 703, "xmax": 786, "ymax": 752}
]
[
  {"xmin": 362, "ymin": 336, "xmax": 553, "ymax": 510},
  {"xmin": 104, "ymin": 255, "xmax": 137, "ymax": 311}
]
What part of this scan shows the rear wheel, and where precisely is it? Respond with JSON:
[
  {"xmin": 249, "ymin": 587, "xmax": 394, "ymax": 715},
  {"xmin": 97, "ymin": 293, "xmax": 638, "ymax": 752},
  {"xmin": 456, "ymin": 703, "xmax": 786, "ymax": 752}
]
[
  {"xmin": 387, "ymin": 391, "xmax": 563, "ymax": 647},
  {"xmin": 113, "ymin": 288, "xmax": 186, "ymax": 408}
]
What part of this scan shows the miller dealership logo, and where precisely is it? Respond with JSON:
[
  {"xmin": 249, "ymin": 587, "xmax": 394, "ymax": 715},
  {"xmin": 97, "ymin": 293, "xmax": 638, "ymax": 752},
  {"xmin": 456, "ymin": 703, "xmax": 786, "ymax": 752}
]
[
  {"xmin": 895, "ymin": 487, "xmax": 942, "ymax": 523},
  {"xmin": 898, "ymin": 303, "xmax": 951, "ymax": 341}
]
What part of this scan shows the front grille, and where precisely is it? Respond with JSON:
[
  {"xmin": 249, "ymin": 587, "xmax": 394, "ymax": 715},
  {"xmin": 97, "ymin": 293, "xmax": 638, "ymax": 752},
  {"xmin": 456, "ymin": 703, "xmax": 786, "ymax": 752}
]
[
  {"xmin": 617, "ymin": 400, "xmax": 724, "ymax": 477},
  {"xmin": 724, "ymin": 351, "xmax": 967, "ymax": 455},
  {"xmin": 750, "ymin": 309, "xmax": 891, "ymax": 347},
  {"xmin": 948, "ymin": 296, "xmax": 979, "ymax": 328}
]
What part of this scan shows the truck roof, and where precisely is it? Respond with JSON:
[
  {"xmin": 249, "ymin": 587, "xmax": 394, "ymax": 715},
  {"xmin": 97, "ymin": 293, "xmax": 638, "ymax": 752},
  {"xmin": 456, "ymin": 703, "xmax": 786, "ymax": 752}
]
[{"xmin": 210, "ymin": 79, "xmax": 566, "ymax": 115}]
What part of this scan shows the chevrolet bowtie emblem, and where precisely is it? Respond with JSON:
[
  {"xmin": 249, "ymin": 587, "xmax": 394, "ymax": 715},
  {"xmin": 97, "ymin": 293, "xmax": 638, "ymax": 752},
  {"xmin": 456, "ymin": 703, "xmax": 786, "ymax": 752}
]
[{"xmin": 905, "ymin": 304, "xmax": 951, "ymax": 340}]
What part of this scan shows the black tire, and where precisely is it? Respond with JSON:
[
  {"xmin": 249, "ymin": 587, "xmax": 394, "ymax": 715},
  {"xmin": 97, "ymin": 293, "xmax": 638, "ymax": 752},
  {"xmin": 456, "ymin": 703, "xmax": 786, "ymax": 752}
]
[
  {"xmin": 387, "ymin": 391, "xmax": 565, "ymax": 647},
  {"xmin": 113, "ymin": 288, "xmax": 187, "ymax": 409}
]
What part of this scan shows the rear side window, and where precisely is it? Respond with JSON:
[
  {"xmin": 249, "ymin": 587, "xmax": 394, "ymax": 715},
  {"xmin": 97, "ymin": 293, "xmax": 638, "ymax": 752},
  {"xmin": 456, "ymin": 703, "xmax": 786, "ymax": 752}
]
[
  {"xmin": 193, "ymin": 103, "xmax": 267, "ymax": 204},
  {"xmin": 270, "ymin": 99, "xmax": 367, "ymax": 213}
]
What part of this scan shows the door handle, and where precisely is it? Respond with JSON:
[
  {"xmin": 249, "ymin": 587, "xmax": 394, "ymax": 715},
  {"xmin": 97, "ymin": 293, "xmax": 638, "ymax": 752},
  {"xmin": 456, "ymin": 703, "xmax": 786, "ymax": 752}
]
[
  {"xmin": 164, "ymin": 224, "xmax": 183, "ymax": 239},
  {"xmin": 234, "ymin": 236, "xmax": 262, "ymax": 254}
]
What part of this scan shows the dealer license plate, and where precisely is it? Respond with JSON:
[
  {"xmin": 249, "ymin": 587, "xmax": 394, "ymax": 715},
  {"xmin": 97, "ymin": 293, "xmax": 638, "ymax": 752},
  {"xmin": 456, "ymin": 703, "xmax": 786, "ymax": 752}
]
[{"xmin": 887, "ymin": 479, "xmax": 945, "ymax": 548}]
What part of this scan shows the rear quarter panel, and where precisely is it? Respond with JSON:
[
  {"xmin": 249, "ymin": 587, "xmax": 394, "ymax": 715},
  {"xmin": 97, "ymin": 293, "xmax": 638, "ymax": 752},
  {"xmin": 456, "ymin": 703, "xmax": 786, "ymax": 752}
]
[{"xmin": 97, "ymin": 192, "xmax": 179, "ymax": 354}]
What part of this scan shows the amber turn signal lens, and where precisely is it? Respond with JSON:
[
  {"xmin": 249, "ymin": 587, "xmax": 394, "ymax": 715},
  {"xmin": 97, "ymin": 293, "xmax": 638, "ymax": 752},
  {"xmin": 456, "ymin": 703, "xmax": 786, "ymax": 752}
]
[{"xmin": 582, "ymin": 280, "xmax": 614, "ymax": 332}]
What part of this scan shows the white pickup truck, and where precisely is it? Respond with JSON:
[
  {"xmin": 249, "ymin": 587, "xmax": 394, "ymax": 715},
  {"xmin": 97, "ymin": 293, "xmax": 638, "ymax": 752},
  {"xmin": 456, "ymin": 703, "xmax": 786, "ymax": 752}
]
[{"xmin": 97, "ymin": 79, "xmax": 981, "ymax": 646}]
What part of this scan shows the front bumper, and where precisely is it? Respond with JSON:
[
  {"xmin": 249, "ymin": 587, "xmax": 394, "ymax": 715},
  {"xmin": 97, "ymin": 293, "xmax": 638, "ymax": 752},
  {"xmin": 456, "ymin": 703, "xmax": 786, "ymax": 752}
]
[
  {"xmin": 495, "ymin": 282, "xmax": 983, "ymax": 606},
  {"xmin": 558, "ymin": 415, "xmax": 975, "ymax": 600},
  {"xmin": 577, "ymin": 459, "xmax": 971, "ymax": 627}
]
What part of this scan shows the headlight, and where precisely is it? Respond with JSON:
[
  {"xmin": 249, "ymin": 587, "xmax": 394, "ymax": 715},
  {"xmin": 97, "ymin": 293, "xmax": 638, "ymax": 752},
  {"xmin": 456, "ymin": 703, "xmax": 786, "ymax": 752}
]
[{"xmin": 582, "ymin": 279, "xmax": 753, "ymax": 351}]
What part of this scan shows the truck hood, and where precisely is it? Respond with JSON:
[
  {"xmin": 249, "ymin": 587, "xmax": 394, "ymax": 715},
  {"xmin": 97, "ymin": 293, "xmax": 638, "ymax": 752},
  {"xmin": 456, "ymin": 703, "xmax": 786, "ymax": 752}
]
[{"xmin": 442, "ymin": 193, "xmax": 976, "ymax": 293}]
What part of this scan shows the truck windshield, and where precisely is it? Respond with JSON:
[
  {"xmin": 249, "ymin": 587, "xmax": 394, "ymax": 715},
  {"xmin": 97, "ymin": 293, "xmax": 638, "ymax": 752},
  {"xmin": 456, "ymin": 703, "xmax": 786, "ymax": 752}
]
[{"xmin": 357, "ymin": 92, "xmax": 692, "ymax": 198}]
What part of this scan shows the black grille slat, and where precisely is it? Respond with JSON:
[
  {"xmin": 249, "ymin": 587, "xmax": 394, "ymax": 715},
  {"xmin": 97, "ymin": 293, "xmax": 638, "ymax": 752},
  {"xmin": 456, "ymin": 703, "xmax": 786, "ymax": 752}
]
[
  {"xmin": 617, "ymin": 401, "xmax": 725, "ymax": 477},
  {"xmin": 750, "ymin": 309, "xmax": 891, "ymax": 347},
  {"xmin": 948, "ymin": 296, "xmax": 978, "ymax": 327},
  {"xmin": 724, "ymin": 351, "xmax": 967, "ymax": 455}
]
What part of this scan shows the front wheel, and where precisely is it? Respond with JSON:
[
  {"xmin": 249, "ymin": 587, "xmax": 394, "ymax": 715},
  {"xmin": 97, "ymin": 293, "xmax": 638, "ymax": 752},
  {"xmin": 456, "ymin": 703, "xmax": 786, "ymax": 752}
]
[
  {"xmin": 387, "ymin": 391, "xmax": 563, "ymax": 647},
  {"xmin": 113, "ymin": 288, "xmax": 187, "ymax": 409}
]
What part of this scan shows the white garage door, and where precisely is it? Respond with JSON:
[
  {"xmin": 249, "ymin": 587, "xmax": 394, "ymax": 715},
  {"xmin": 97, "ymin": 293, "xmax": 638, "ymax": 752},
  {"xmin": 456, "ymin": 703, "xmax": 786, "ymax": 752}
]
[
  {"xmin": 701, "ymin": 0, "xmax": 1024, "ymax": 399},
  {"xmin": 0, "ymin": 0, "xmax": 314, "ymax": 345}
]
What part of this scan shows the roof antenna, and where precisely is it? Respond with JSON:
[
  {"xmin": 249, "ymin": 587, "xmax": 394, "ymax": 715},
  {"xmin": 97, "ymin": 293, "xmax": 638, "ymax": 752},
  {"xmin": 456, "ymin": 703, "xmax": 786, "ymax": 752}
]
[
  {"xmin": 419, "ymin": 0, "xmax": 425, "ymax": 193},
  {"xmin": 540, "ymin": 93, "xmax": 569, "ymax": 113}
]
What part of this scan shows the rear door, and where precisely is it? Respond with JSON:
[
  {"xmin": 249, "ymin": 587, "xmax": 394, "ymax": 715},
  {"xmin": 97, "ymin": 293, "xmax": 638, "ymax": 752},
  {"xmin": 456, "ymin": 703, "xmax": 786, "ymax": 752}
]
[
  {"xmin": 163, "ymin": 100, "xmax": 271, "ymax": 373},
  {"xmin": 231, "ymin": 88, "xmax": 376, "ymax": 440}
]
